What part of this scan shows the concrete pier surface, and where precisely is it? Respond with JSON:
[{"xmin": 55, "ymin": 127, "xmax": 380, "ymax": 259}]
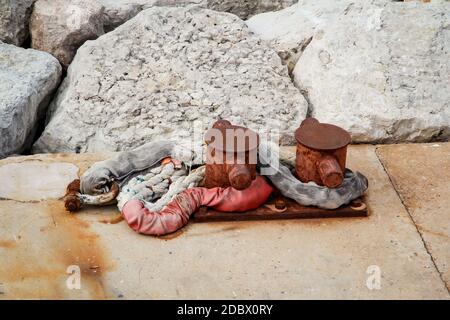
[{"xmin": 0, "ymin": 143, "xmax": 449, "ymax": 299}]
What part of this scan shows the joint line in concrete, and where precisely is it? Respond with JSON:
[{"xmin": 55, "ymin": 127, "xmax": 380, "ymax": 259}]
[{"xmin": 375, "ymin": 146, "xmax": 450, "ymax": 295}]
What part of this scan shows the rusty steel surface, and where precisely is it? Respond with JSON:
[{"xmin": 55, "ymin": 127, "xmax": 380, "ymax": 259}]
[
  {"xmin": 64, "ymin": 179, "xmax": 119, "ymax": 212},
  {"xmin": 64, "ymin": 179, "xmax": 82, "ymax": 212},
  {"xmin": 295, "ymin": 118, "xmax": 351, "ymax": 188},
  {"xmin": 193, "ymin": 196, "xmax": 368, "ymax": 222},
  {"xmin": 204, "ymin": 120, "xmax": 259, "ymax": 190},
  {"xmin": 295, "ymin": 118, "xmax": 351, "ymax": 151},
  {"xmin": 206, "ymin": 120, "xmax": 259, "ymax": 153}
]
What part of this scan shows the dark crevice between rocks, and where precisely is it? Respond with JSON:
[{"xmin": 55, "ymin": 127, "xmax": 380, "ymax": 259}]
[
  {"xmin": 18, "ymin": 0, "xmax": 36, "ymax": 49},
  {"xmin": 21, "ymin": 35, "xmax": 32, "ymax": 49},
  {"xmin": 300, "ymin": 88, "xmax": 314, "ymax": 118},
  {"xmin": 277, "ymin": 36, "xmax": 314, "ymax": 119},
  {"xmin": 431, "ymin": 128, "xmax": 448, "ymax": 143},
  {"xmin": 277, "ymin": 36, "xmax": 313, "ymax": 80}
]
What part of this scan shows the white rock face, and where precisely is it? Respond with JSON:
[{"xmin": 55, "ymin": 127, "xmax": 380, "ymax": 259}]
[
  {"xmin": 0, "ymin": 0, "xmax": 36, "ymax": 46},
  {"xmin": 33, "ymin": 7, "xmax": 307, "ymax": 154},
  {"xmin": 30, "ymin": 0, "xmax": 105, "ymax": 68},
  {"xmin": 248, "ymin": 0, "xmax": 450, "ymax": 142},
  {"xmin": 101, "ymin": 0, "xmax": 298, "ymax": 31},
  {"xmin": 0, "ymin": 43, "xmax": 61, "ymax": 159}
]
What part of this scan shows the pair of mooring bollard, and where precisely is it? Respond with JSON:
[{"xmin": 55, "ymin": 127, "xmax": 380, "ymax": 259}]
[{"xmin": 205, "ymin": 118, "xmax": 351, "ymax": 190}]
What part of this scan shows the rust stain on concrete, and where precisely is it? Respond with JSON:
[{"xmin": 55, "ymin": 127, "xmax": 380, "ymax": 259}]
[
  {"xmin": 418, "ymin": 226, "xmax": 450, "ymax": 240},
  {"xmin": 0, "ymin": 200, "xmax": 114, "ymax": 299},
  {"xmin": 98, "ymin": 214, "xmax": 124, "ymax": 225},
  {"xmin": 0, "ymin": 240, "xmax": 17, "ymax": 249}
]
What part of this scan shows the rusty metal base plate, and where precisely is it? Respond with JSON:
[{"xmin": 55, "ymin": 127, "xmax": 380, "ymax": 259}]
[{"xmin": 192, "ymin": 196, "xmax": 368, "ymax": 223}]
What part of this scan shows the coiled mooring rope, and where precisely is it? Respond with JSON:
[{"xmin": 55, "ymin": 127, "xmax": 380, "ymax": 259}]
[
  {"xmin": 116, "ymin": 161, "xmax": 205, "ymax": 212},
  {"xmin": 65, "ymin": 158, "xmax": 205, "ymax": 213}
]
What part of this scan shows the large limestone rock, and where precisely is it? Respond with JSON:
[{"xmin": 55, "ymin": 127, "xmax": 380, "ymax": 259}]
[
  {"xmin": 101, "ymin": 0, "xmax": 298, "ymax": 31},
  {"xmin": 30, "ymin": 0, "xmax": 105, "ymax": 68},
  {"xmin": 0, "ymin": 0, "xmax": 36, "ymax": 46},
  {"xmin": 248, "ymin": 0, "xmax": 450, "ymax": 142},
  {"xmin": 33, "ymin": 7, "xmax": 307, "ymax": 154},
  {"xmin": 0, "ymin": 42, "xmax": 61, "ymax": 158}
]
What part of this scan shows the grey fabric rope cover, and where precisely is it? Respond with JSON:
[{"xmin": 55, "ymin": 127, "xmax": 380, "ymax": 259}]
[{"xmin": 80, "ymin": 140, "xmax": 368, "ymax": 210}]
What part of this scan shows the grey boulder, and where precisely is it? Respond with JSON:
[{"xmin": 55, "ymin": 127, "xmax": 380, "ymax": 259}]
[{"xmin": 0, "ymin": 42, "xmax": 61, "ymax": 158}]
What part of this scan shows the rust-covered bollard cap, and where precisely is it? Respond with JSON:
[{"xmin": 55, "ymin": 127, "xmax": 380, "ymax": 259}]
[
  {"xmin": 205, "ymin": 120, "xmax": 259, "ymax": 190},
  {"xmin": 295, "ymin": 118, "xmax": 351, "ymax": 151},
  {"xmin": 206, "ymin": 121, "xmax": 259, "ymax": 154},
  {"xmin": 295, "ymin": 118, "xmax": 351, "ymax": 188}
]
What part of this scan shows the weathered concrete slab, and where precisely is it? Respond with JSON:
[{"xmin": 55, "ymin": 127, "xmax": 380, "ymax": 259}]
[
  {"xmin": 0, "ymin": 161, "xmax": 78, "ymax": 201},
  {"xmin": 0, "ymin": 146, "xmax": 448, "ymax": 299},
  {"xmin": 377, "ymin": 143, "xmax": 450, "ymax": 293}
]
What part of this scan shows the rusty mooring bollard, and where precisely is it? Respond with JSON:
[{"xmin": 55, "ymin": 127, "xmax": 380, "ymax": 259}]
[
  {"xmin": 295, "ymin": 118, "xmax": 351, "ymax": 188},
  {"xmin": 204, "ymin": 120, "xmax": 259, "ymax": 190}
]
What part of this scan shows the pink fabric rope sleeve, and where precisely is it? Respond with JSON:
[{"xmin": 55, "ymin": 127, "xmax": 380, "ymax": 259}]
[{"xmin": 121, "ymin": 175, "xmax": 274, "ymax": 235}]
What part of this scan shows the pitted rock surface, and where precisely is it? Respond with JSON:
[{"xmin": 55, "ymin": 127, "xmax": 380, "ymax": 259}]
[{"xmin": 33, "ymin": 6, "xmax": 307, "ymax": 153}]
